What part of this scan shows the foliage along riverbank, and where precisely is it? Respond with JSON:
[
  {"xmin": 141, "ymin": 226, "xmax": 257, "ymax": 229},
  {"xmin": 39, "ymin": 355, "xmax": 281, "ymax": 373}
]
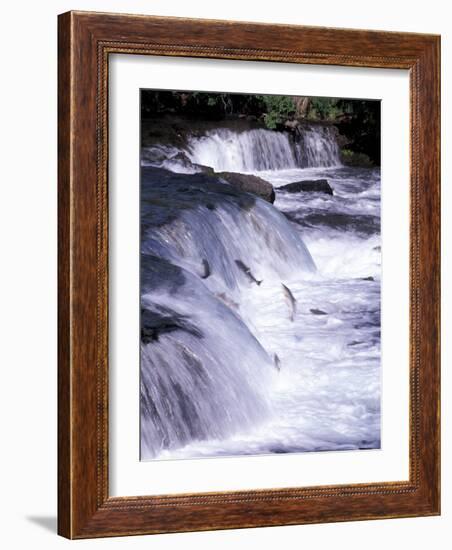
[{"xmin": 141, "ymin": 91, "xmax": 381, "ymax": 167}]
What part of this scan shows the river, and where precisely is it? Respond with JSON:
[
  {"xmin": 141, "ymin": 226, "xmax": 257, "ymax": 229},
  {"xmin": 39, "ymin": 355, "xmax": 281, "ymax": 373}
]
[{"xmin": 140, "ymin": 124, "xmax": 381, "ymax": 460}]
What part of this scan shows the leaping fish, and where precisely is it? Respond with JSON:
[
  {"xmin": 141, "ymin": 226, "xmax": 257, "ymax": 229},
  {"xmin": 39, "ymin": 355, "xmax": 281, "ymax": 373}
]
[
  {"xmin": 200, "ymin": 259, "xmax": 211, "ymax": 279},
  {"xmin": 281, "ymin": 283, "xmax": 297, "ymax": 322},
  {"xmin": 216, "ymin": 292, "xmax": 239, "ymax": 311},
  {"xmin": 234, "ymin": 260, "xmax": 262, "ymax": 286},
  {"xmin": 273, "ymin": 353, "xmax": 282, "ymax": 372}
]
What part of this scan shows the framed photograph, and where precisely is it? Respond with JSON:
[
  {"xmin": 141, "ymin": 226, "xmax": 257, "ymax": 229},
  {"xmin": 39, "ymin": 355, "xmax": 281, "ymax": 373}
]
[{"xmin": 58, "ymin": 11, "xmax": 440, "ymax": 539}]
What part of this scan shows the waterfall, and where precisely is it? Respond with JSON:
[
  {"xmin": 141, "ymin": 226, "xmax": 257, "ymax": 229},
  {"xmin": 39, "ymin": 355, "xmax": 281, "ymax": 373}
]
[
  {"xmin": 140, "ymin": 114, "xmax": 381, "ymax": 459},
  {"xmin": 140, "ymin": 255, "xmax": 276, "ymax": 459},
  {"xmin": 140, "ymin": 168, "xmax": 316, "ymax": 458},
  {"xmin": 186, "ymin": 128, "xmax": 298, "ymax": 172},
  {"xmin": 142, "ymin": 125, "xmax": 341, "ymax": 174},
  {"xmin": 184, "ymin": 126, "xmax": 341, "ymax": 172},
  {"xmin": 140, "ymin": 121, "xmax": 342, "ymax": 459},
  {"xmin": 294, "ymin": 125, "xmax": 342, "ymax": 168},
  {"xmin": 141, "ymin": 172, "xmax": 315, "ymax": 293}
]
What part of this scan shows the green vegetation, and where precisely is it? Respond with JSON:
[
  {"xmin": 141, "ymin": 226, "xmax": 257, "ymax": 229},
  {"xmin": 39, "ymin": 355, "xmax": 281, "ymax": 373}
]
[
  {"xmin": 340, "ymin": 149, "xmax": 373, "ymax": 167},
  {"xmin": 140, "ymin": 91, "xmax": 381, "ymax": 166},
  {"xmin": 141, "ymin": 91, "xmax": 371, "ymax": 127},
  {"xmin": 308, "ymin": 98, "xmax": 343, "ymax": 121},
  {"xmin": 256, "ymin": 96, "xmax": 346, "ymax": 127},
  {"xmin": 256, "ymin": 95, "xmax": 296, "ymax": 129}
]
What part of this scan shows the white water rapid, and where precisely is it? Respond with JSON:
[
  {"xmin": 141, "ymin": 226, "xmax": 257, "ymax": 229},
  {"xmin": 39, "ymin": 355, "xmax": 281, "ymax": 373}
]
[{"xmin": 140, "ymin": 124, "xmax": 381, "ymax": 460}]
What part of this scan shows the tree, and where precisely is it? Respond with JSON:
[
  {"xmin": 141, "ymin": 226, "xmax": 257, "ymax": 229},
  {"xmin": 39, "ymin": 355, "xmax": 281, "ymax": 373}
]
[{"xmin": 256, "ymin": 95, "xmax": 296, "ymax": 129}]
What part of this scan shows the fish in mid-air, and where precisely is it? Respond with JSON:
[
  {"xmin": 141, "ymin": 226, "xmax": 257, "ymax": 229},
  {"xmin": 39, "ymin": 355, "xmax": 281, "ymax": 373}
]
[
  {"xmin": 281, "ymin": 283, "xmax": 297, "ymax": 321},
  {"xmin": 235, "ymin": 260, "xmax": 262, "ymax": 286},
  {"xmin": 200, "ymin": 259, "xmax": 211, "ymax": 279}
]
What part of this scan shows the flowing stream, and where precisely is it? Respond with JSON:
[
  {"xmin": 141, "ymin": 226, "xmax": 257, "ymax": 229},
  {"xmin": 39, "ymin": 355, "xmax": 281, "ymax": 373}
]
[{"xmin": 140, "ymin": 124, "xmax": 381, "ymax": 460}]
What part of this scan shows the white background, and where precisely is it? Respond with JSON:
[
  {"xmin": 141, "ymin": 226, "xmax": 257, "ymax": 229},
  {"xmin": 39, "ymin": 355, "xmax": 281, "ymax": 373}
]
[
  {"xmin": 0, "ymin": 0, "xmax": 449, "ymax": 548},
  {"xmin": 110, "ymin": 56, "xmax": 409, "ymax": 496}
]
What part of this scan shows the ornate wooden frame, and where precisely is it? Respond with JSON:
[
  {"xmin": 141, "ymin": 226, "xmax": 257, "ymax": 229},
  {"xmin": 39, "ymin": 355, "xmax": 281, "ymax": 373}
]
[{"xmin": 58, "ymin": 10, "xmax": 440, "ymax": 539}]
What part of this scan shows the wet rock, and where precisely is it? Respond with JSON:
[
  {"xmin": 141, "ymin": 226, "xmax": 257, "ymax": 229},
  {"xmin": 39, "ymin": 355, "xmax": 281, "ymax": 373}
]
[
  {"xmin": 361, "ymin": 276, "xmax": 374, "ymax": 281},
  {"xmin": 141, "ymin": 146, "xmax": 214, "ymax": 175},
  {"xmin": 141, "ymin": 306, "xmax": 203, "ymax": 344},
  {"xmin": 171, "ymin": 152, "xmax": 214, "ymax": 174},
  {"xmin": 141, "ymin": 145, "xmax": 173, "ymax": 164},
  {"xmin": 284, "ymin": 210, "xmax": 379, "ymax": 237},
  {"xmin": 193, "ymin": 163, "xmax": 215, "ymax": 175},
  {"xmin": 348, "ymin": 340, "xmax": 364, "ymax": 347},
  {"xmin": 284, "ymin": 119, "xmax": 299, "ymax": 130},
  {"xmin": 280, "ymin": 179, "xmax": 333, "ymax": 195},
  {"xmin": 215, "ymin": 171, "xmax": 275, "ymax": 203}
]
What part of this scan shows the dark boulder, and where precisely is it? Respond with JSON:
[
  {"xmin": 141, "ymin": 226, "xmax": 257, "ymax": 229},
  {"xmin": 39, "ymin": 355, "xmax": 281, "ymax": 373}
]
[
  {"xmin": 192, "ymin": 162, "xmax": 215, "ymax": 175},
  {"xmin": 141, "ymin": 306, "xmax": 203, "ymax": 344},
  {"xmin": 280, "ymin": 179, "xmax": 333, "ymax": 195},
  {"xmin": 215, "ymin": 171, "xmax": 275, "ymax": 203}
]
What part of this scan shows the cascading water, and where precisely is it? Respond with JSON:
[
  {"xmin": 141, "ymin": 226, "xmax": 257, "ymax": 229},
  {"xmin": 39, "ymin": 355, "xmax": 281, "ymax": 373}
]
[
  {"xmin": 294, "ymin": 125, "xmax": 342, "ymax": 168},
  {"xmin": 140, "ymin": 168, "xmax": 315, "ymax": 458},
  {"xmin": 141, "ymin": 125, "xmax": 341, "ymax": 174},
  {"xmin": 140, "ymin": 256, "xmax": 276, "ymax": 458},
  {"xmin": 186, "ymin": 126, "xmax": 341, "ymax": 171},
  {"xmin": 140, "ymin": 122, "xmax": 381, "ymax": 460},
  {"xmin": 186, "ymin": 128, "xmax": 298, "ymax": 171},
  {"xmin": 141, "ymin": 170, "xmax": 315, "ymax": 293}
]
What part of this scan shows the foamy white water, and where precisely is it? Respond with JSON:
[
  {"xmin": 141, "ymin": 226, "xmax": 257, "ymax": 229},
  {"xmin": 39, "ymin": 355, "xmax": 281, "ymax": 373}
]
[
  {"xmin": 140, "ymin": 125, "xmax": 381, "ymax": 460},
  {"xmin": 142, "ymin": 125, "xmax": 341, "ymax": 174}
]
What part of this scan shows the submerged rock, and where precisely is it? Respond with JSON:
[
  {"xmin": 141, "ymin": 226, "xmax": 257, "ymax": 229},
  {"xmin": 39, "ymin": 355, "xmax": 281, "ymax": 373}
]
[
  {"xmin": 310, "ymin": 308, "xmax": 328, "ymax": 315},
  {"xmin": 215, "ymin": 171, "xmax": 275, "ymax": 203},
  {"xmin": 280, "ymin": 179, "xmax": 333, "ymax": 195},
  {"xmin": 347, "ymin": 340, "xmax": 365, "ymax": 347}
]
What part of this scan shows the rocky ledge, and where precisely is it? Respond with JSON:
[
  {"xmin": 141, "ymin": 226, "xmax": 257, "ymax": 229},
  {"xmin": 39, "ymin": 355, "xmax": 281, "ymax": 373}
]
[
  {"xmin": 280, "ymin": 179, "xmax": 333, "ymax": 195},
  {"xmin": 216, "ymin": 171, "xmax": 276, "ymax": 203}
]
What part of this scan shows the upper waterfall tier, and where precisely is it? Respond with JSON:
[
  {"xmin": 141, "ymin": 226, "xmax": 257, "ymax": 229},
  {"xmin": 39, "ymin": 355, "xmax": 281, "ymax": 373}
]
[
  {"xmin": 186, "ymin": 126, "xmax": 341, "ymax": 172},
  {"xmin": 141, "ymin": 124, "xmax": 342, "ymax": 174}
]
